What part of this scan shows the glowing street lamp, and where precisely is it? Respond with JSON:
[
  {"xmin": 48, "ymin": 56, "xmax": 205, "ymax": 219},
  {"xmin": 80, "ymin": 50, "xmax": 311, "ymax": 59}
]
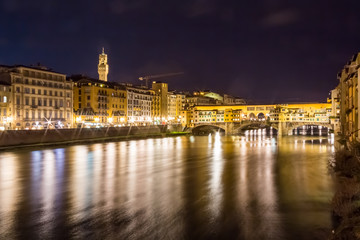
[
  {"xmin": 108, "ymin": 117, "xmax": 113, "ymax": 123},
  {"xmin": 76, "ymin": 116, "xmax": 82, "ymax": 122}
]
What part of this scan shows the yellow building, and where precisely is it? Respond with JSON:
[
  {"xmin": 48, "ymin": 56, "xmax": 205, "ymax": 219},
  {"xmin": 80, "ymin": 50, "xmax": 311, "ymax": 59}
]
[
  {"xmin": 270, "ymin": 103, "xmax": 331, "ymax": 123},
  {"xmin": 152, "ymin": 93, "xmax": 161, "ymax": 122},
  {"xmin": 72, "ymin": 76, "xmax": 126, "ymax": 127},
  {"xmin": 338, "ymin": 52, "xmax": 360, "ymax": 143},
  {"xmin": 182, "ymin": 103, "xmax": 331, "ymax": 128},
  {"xmin": 0, "ymin": 81, "xmax": 12, "ymax": 130},
  {"xmin": 152, "ymin": 81, "xmax": 168, "ymax": 120}
]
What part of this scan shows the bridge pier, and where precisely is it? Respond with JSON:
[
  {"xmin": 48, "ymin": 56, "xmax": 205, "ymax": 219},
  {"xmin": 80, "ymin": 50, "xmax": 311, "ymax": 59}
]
[{"xmin": 224, "ymin": 122, "xmax": 234, "ymax": 135}]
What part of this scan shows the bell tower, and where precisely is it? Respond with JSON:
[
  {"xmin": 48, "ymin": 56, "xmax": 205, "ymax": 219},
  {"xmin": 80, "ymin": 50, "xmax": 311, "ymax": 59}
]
[{"xmin": 98, "ymin": 47, "xmax": 109, "ymax": 82}]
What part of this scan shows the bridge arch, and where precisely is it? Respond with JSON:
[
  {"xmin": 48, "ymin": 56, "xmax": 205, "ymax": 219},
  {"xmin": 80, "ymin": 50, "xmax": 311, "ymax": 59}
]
[
  {"xmin": 257, "ymin": 112, "xmax": 265, "ymax": 120},
  {"xmin": 283, "ymin": 122, "xmax": 333, "ymax": 135},
  {"xmin": 232, "ymin": 122, "xmax": 276, "ymax": 135},
  {"xmin": 192, "ymin": 124, "xmax": 226, "ymax": 135},
  {"xmin": 248, "ymin": 113, "xmax": 256, "ymax": 120}
]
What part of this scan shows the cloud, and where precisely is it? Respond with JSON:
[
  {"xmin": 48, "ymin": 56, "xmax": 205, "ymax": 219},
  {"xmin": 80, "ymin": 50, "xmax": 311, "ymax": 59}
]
[
  {"xmin": 1, "ymin": 0, "xmax": 20, "ymax": 12},
  {"xmin": 108, "ymin": 0, "xmax": 149, "ymax": 15},
  {"xmin": 262, "ymin": 9, "xmax": 299, "ymax": 27},
  {"xmin": 0, "ymin": 38, "xmax": 9, "ymax": 46},
  {"xmin": 185, "ymin": 0, "xmax": 218, "ymax": 18}
]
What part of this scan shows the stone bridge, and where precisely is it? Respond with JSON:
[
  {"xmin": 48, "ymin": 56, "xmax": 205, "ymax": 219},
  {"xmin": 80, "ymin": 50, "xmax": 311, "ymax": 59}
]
[{"xmin": 191, "ymin": 121, "xmax": 334, "ymax": 135}]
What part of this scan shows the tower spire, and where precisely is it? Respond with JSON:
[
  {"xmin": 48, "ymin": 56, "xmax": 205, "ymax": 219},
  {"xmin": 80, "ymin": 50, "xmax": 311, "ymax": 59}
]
[{"xmin": 98, "ymin": 48, "xmax": 109, "ymax": 82}]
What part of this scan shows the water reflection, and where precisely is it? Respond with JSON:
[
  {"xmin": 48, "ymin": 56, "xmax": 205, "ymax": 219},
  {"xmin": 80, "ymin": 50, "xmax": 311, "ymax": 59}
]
[{"xmin": 0, "ymin": 135, "xmax": 334, "ymax": 239}]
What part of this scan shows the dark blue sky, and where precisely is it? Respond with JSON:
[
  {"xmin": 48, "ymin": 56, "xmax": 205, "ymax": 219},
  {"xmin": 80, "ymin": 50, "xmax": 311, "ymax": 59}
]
[{"xmin": 1, "ymin": 0, "xmax": 360, "ymax": 103}]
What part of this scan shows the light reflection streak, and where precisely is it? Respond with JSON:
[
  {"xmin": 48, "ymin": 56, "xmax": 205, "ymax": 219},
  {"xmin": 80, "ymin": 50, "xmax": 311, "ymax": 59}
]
[
  {"xmin": 0, "ymin": 153, "xmax": 19, "ymax": 237},
  {"xmin": 70, "ymin": 145, "xmax": 88, "ymax": 221},
  {"xmin": 127, "ymin": 141, "xmax": 138, "ymax": 211},
  {"xmin": 105, "ymin": 143, "xmax": 116, "ymax": 209},
  {"xmin": 236, "ymin": 134, "xmax": 283, "ymax": 239},
  {"xmin": 38, "ymin": 150, "xmax": 56, "ymax": 236},
  {"xmin": 209, "ymin": 132, "xmax": 223, "ymax": 219}
]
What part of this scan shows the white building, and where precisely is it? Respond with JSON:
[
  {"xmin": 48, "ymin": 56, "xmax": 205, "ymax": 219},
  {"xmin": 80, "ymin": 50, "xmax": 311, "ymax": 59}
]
[
  {"xmin": 0, "ymin": 65, "xmax": 73, "ymax": 129},
  {"xmin": 126, "ymin": 85, "xmax": 153, "ymax": 124}
]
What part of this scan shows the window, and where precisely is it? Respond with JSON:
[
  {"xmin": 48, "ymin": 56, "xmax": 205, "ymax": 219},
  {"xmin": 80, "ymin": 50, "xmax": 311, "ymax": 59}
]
[
  {"xmin": 66, "ymin": 92, "xmax": 70, "ymax": 98},
  {"xmin": 60, "ymin": 100, "xmax": 63, "ymax": 107},
  {"xmin": 3, "ymin": 96, "xmax": 7, "ymax": 103},
  {"xmin": 49, "ymin": 99, "xmax": 52, "ymax": 106},
  {"xmin": 32, "ymin": 89, "xmax": 35, "ymax": 94},
  {"xmin": 87, "ymin": 96, "xmax": 90, "ymax": 100},
  {"xmin": 60, "ymin": 92, "xmax": 63, "ymax": 97},
  {"xmin": 16, "ymin": 96, "xmax": 20, "ymax": 105},
  {"xmin": 32, "ymin": 98, "xmax": 35, "ymax": 105},
  {"xmin": 25, "ymin": 88, "xmax": 30, "ymax": 93},
  {"xmin": 16, "ymin": 87, "xmax": 20, "ymax": 93},
  {"xmin": 38, "ymin": 98, "xmax": 42, "ymax": 106},
  {"xmin": 49, "ymin": 90, "xmax": 52, "ymax": 96},
  {"xmin": 79, "ymin": 96, "xmax": 81, "ymax": 102},
  {"xmin": 55, "ymin": 91, "xmax": 58, "ymax": 96},
  {"xmin": 43, "ymin": 99, "xmax": 47, "ymax": 106},
  {"xmin": 44, "ymin": 90, "xmax": 47, "ymax": 95},
  {"xmin": 25, "ymin": 97, "xmax": 29, "ymax": 105},
  {"xmin": 38, "ymin": 89, "xmax": 41, "ymax": 95}
]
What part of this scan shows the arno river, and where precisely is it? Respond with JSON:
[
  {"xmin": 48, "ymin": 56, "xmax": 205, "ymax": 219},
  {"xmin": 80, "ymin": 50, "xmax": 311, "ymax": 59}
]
[{"xmin": 0, "ymin": 133, "xmax": 335, "ymax": 239}]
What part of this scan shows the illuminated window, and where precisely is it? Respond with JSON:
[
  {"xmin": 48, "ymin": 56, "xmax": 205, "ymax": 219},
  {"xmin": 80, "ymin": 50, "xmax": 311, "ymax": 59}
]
[{"xmin": 3, "ymin": 96, "xmax": 7, "ymax": 103}]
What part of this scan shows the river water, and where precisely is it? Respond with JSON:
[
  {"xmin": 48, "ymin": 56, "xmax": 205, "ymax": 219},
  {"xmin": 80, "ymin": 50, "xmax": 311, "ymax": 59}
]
[{"xmin": 0, "ymin": 134, "xmax": 335, "ymax": 240}]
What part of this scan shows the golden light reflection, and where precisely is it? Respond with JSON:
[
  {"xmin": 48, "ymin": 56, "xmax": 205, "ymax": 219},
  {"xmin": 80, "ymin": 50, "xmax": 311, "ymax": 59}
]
[
  {"xmin": 208, "ymin": 131, "xmax": 223, "ymax": 219},
  {"xmin": 70, "ymin": 145, "xmax": 88, "ymax": 221},
  {"xmin": 104, "ymin": 142, "xmax": 116, "ymax": 209},
  {"xmin": 0, "ymin": 153, "xmax": 19, "ymax": 237},
  {"xmin": 236, "ymin": 135, "xmax": 284, "ymax": 239},
  {"xmin": 127, "ymin": 140, "xmax": 138, "ymax": 210}
]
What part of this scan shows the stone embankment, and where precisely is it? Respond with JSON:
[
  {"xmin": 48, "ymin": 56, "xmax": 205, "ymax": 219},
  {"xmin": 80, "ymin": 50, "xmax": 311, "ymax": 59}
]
[{"xmin": 0, "ymin": 125, "xmax": 184, "ymax": 149}]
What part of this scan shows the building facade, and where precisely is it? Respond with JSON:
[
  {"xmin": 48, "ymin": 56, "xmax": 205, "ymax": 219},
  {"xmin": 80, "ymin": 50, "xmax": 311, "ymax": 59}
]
[
  {"xmin": 0, "ymin": 81, "xmax": 12, "ymax": 130},
  {"xmin": 338, "ymin": 52, "xmax": 360, "ymax": 143},
  {"xmin": 72, "ymin": 76, "xmax": 127, "ymax": 127},
  {"xmin": 152, "ymin": 81, "xmax": 168, "ymax": 120},
  {"xmin": 126, "ymin": 85, "xmax": 153, "ymax": 124},
  {"xmin": 0, "ymin": 65, "xmax": 73, "ymax": 129}
]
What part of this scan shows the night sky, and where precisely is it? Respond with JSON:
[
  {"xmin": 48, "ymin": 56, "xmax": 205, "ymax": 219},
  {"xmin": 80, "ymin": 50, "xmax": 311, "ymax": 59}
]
[{"xmin": 1, "ymin": 0, "xmax": 360, "ymax": 103}]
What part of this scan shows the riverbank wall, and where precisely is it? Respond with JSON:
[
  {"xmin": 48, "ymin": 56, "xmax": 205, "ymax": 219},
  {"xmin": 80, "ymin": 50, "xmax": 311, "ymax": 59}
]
[{"xmin": 0, "ymin": 125, "xmax": 183, "ymax": 148}]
